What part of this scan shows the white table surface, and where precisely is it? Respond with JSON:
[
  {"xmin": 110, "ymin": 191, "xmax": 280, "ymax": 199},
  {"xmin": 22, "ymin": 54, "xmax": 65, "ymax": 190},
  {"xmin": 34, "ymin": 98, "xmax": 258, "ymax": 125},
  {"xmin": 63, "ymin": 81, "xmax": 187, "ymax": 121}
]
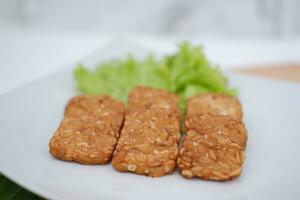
[{"xmin": 1, "ymin": 27, "xmax": 300, "ymax": 95}]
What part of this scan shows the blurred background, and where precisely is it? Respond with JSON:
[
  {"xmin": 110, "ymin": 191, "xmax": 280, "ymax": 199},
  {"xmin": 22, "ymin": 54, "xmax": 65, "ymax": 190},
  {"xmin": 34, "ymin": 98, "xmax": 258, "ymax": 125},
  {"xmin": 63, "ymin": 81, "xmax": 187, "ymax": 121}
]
[
  {"xmin": 0, "ymin": 0, "xmax": 300, "ymax": 94},
  {"xmin": 1, "ymin": 0, "xmax": 300, "ymax": 37}
]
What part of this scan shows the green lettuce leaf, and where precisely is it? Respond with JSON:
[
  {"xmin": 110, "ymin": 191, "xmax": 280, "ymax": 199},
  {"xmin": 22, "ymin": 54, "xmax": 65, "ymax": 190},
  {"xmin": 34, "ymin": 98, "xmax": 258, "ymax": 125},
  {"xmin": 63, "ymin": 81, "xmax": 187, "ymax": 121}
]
[{"xmin": 73, "ymin": 42, "xmax": 237, "ymax": 111}]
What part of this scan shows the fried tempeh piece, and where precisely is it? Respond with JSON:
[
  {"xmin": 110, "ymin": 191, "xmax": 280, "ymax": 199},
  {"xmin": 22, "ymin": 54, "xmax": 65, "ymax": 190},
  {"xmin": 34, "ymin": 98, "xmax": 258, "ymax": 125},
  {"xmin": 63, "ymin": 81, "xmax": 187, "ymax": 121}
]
[
  {"xmin": 112, "ymin": 87, "xmax": 181, "ymax": 177},
  {"xmin": 49, "ymin": 96, "xmax": 125, "ymax": 164},
  {"xmin": 187, "ymin": 93, "xmax": 243, "ymax": 120},
  {"xmin": 127, "ymin": 86, "xmax": 181, "ymax": 119},
  {"xmin": 178, "ymin": 94, "xmax": 247, "ymax": 181}
]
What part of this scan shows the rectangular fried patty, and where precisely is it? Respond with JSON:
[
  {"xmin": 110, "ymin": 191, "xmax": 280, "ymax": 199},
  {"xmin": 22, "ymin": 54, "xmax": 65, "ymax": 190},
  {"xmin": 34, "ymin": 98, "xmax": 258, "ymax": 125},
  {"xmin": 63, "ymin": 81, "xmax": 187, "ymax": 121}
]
[
  {"xmin": 112, "ymin": 87, "xmax": 181, "ymax": 177},
  {"xmin": 187, "ymin": 93, "xmax": 243, "ymax": 120},
  {"xmin": 177, "ymin": 94, "xmax": 248, "ymax": 181},
  {"xmin": 49, "ymin": 95, "xmax": 125, "ymax": 164}
]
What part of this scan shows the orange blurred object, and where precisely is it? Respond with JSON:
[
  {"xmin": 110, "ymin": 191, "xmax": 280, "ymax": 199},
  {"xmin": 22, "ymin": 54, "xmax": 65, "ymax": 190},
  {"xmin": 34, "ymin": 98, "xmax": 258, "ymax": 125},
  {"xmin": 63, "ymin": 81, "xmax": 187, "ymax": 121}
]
[{"xmin": 234, "ymin": 64, "xmax": 300, "ymax": 83}]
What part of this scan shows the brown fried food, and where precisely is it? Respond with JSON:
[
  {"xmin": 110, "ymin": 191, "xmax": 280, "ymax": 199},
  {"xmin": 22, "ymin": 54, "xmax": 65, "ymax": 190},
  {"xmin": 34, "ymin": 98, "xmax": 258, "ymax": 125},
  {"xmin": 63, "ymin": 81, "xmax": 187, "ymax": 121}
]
[
  {"xmin": 188, "ymin": 93, "xmax": 243, "ymax": 120},
  {"xmin": 49, "ymin": 95, "xmax": 125, "ymax": 164},
  {"xmin": 178, "ymin": 114, "xmax": 247, "ymax": 180},
  {"xmin": 127, "ymin": 86, "xmax": 181, "ymax": 119},
  {"xmin": 185, "ymin": 114, "xmax": 247, "ymax": 149},
  {"xmin": 65, "ymin": 95, "xmax": 124, "ymax": 120},
  {"xmin": 112, "ymin": 87, "xmax": 181, "ymax": 177},
  {"xmin": 178, "ymin": 94, "xmax": 248, "ymax": 181}
]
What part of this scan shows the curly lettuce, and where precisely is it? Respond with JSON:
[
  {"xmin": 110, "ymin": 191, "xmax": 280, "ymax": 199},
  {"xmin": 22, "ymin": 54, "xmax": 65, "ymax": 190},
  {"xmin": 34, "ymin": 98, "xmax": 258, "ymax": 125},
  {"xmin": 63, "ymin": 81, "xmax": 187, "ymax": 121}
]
[{"xmin": 74, "ymin": 42, "xmax": 236, "ymax": 110}]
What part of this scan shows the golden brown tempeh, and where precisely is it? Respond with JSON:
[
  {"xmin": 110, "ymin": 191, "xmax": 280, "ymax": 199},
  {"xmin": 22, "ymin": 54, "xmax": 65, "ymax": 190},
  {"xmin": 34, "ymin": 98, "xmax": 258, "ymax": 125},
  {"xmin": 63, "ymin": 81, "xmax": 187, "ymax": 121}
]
[
  {"xmin": 112, "ymin": 87, "xmax": 181, "ymax": 177},
  {"xmin": 178, "ymin": 94, "xmax": 247, "ymax": 181},
  {"xmin": 49, "ymin": 96, "xmax": 125, "ymax": 164},
  {"xmin": 187, "ymin": 93, "xmax": 243, "ymax": 120},
  {"xmin": 127, "ymin": 86, "xmax": 181, "ymax": 119}
]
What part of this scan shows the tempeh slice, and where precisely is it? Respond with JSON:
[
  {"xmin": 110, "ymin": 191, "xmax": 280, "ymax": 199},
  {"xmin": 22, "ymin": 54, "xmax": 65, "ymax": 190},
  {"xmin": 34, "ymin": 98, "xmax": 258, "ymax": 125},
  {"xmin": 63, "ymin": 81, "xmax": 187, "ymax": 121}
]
[
  {"xmin": 187, "ymin": 93, "xmax": 243, "ymax": 120},
  {"xmin": 127, "ymin": 86, "xmax": 181, "ymax": 119},
  {"xmin": 178, "ymin": 94, "xmax": 247, "ymax": 181},
  {"xmin": 112, "ymin": 87, "xmax": 181, "ymax": 177},
  {"xmin": 49, "ymin": 95, "xmax": 125, "ymax": 164}
]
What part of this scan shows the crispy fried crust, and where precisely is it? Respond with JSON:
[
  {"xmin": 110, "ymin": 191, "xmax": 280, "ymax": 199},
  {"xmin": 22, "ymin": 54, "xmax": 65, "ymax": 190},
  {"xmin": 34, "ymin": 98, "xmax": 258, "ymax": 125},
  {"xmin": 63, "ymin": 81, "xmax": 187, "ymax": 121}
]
[
  {"xmin": 127, "ymin": 86, "xmax": 181, "ymax": 119},
  {"xmin": 112, "ymin": 87, "xmax": 181, "ymax": 177},
  {"xmin": 188, "ymin": 93, "xmax": 243, "ymax": 120},
  {"xmin": 178, "ymin": 94, "xmax": 247, "ymax": 181},
  {"xmin": 49, "ymin": 95, "xmax": 125, "ymax": 164},
  {"xmin": 185, "ymin": 115, "xmax": 247, "ymax": 149}
]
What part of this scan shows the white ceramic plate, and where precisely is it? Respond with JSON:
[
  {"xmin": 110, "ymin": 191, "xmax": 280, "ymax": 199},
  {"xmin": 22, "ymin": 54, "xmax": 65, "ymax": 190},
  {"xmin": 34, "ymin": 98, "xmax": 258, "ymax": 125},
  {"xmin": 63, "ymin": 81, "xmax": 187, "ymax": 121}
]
[{"xmin": 1, "ymin": 41, "xmax": 300, "ymax": 200}]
